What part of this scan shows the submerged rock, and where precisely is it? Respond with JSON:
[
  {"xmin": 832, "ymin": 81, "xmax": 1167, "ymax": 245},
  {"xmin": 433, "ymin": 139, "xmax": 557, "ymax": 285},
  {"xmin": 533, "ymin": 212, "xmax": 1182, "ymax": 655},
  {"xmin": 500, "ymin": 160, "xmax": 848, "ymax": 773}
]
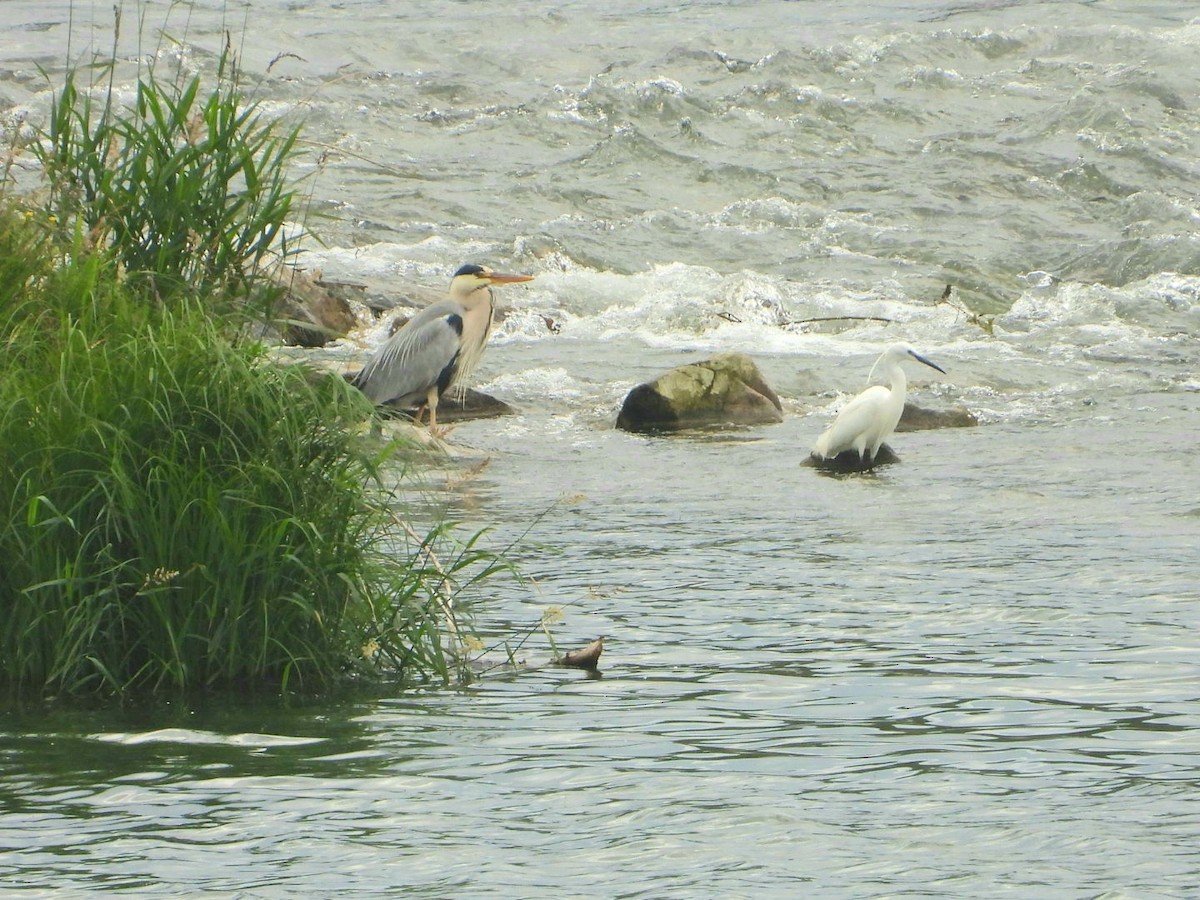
[
  {"xmin": 616, "ymin": 352, "xmax": 783, "ymax": 432},
  {"xmin": 342, "ymin": 360, "xmax": 516, "ymax": 422},
  {"xmin": 415, "ymin": 387, "xmax": 516, "ymax": 422},
  {"xmin": 897, "ymin": 402, "xmax": 979, "ymax": 432},
  {"xmin": 803, "ymin": 444, "xmax": 901, "ymax": 474},
  {"xmin": 377, "ymin": 386, "xmax": 516, "ymax": 422}
]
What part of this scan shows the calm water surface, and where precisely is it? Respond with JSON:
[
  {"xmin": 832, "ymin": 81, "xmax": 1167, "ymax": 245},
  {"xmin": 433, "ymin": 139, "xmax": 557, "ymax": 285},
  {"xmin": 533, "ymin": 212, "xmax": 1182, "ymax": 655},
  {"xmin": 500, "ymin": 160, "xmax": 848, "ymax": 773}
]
[{"xmin": 2, "ymin": 0, "xmax": 1198, "ymax": 895}]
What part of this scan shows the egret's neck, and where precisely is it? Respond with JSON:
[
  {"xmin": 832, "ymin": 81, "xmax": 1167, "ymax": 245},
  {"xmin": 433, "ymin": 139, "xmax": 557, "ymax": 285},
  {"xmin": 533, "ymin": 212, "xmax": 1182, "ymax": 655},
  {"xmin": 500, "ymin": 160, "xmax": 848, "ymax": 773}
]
[{"xmin": 882, "ymin": 360, "xmax": 908, "ymax": 415}]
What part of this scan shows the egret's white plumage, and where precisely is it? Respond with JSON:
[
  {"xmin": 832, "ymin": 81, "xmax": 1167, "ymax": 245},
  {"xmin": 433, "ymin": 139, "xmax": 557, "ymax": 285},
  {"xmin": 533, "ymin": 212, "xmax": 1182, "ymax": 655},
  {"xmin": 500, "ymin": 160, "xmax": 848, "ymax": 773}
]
[
  {"xmin": 812, "ymin": 342, "xmax": 946, "ymax": 462},
  {"xmin": 353, "ymin": 264, "xmax": 534, "ymax": 429}
]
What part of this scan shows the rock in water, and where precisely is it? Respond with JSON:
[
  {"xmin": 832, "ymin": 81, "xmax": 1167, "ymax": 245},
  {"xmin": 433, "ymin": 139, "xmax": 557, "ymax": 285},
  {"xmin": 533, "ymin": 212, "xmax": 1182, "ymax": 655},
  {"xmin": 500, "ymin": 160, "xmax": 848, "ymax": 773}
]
[
  {"xmin": 381, "ymin": 386, "xmax": 515, "ymax": 422},
  {"xmin": 802, "ymin": 444, "xmax": 901, "ymax": 473},
  {"xmin": 272, "ymin": 268, "xmax": 362, "ymax": 347},
  {"xmin": 342, "ymin": 368, "xmax": 515, "ymax": 423},
  {"xmin": 897, "ymin": 402, "xmax": 979, "ymax": 432},
  {"xmin": 616, "ymin": 352, "xmax": 783, "ymax": 432}
]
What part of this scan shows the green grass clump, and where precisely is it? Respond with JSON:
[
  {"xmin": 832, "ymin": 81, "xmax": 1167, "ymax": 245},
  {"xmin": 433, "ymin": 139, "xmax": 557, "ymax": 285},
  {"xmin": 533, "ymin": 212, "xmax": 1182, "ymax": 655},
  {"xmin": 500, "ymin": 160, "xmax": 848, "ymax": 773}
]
[
  {"xmin": 0, "ymin": 27, "xmax": 509, "ymax": 700},
  {"xmin": 0, "ymin": 213, "xmax": 479, "ymax": 697}
]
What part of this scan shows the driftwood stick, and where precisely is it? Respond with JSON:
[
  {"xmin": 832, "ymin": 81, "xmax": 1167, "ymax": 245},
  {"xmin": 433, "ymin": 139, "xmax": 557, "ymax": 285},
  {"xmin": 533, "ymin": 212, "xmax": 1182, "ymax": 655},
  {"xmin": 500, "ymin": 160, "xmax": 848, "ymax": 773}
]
[
  {"xmin": 716, "ymin": 311, "xmax": 894, "ymax": 326},
  {"xmin": 782, "ymin": 315, "xmax": 894, "ymax": 326}
]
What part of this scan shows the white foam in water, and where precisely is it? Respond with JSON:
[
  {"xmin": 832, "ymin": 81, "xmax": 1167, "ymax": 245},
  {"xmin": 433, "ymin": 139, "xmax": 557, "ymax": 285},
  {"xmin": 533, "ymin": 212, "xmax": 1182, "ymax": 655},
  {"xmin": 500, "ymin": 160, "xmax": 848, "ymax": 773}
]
[
  {"xmin": 306, "ymin": 239, "xmax": 509, "ymax": 286},
  {"xmin": 491, "ymin": 264, "xmax": 963, "ymax": 353},
  {"xmin": 479, "ymin": 367, "xmax": 587, "ymax": 403},
  {"xmin": 1001, "ymin": 274, "xmax": 1200, "ymax": 347},
  {"xmin": 307, "ymin": 243, "xmax": 1188, "ymax": 428}
]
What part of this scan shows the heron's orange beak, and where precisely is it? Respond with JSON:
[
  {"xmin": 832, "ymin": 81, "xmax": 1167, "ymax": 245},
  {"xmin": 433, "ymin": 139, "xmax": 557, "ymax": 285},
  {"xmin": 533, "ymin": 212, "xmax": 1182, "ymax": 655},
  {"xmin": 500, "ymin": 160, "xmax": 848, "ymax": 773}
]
[{"xmin": 485, "ymin": 272, "xmax": 535, "ymax": 284}]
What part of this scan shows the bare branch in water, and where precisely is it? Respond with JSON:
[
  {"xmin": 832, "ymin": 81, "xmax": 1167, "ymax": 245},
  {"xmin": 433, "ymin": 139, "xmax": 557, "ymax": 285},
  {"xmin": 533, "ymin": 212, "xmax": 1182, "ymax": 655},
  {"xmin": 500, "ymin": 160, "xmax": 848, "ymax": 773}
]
[
  {"xmin": 782, "ymin": 315, "xmax": 894, "ymax": 327},
  {"xmin": 936, "ymin": 283, "xmax": 995, "ymax": 334},
  {"xmin": 716, "ymin": 311, "xmax": 894, "ymax": 327}
]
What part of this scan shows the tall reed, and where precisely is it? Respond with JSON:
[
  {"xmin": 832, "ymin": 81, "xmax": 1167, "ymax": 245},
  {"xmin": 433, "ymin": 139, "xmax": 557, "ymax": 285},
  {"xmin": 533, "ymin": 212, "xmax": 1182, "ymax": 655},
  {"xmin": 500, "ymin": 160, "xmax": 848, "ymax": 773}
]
[{"xmin": 32, "ymin": 43, "xmax": 300, "ymax": 309}]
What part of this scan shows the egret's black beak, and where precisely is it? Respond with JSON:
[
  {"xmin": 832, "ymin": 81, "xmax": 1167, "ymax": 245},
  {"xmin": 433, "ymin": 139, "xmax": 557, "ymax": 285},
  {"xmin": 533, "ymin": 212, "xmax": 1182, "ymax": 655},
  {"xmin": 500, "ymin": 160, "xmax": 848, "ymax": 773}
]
[{"xmin": 909, "ymin": 350, "xmax": 946, "ymax": 374}]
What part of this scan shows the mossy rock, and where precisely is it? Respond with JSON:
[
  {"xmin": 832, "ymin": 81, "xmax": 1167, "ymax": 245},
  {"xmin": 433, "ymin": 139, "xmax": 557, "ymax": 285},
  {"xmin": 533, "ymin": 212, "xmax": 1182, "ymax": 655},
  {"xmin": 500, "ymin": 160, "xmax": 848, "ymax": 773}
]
[{"xmin": 616, "ymin": 352, "xmax": 783, "ymax": 432}]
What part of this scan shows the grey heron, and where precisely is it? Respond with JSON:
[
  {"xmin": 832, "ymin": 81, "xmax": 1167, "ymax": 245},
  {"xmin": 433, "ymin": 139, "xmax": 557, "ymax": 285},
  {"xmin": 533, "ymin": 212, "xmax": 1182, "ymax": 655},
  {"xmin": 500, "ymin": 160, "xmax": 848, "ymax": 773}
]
[
  {"xmin": 352, "ymin": 264, "xmax": 534, "ymax": 430},
  {"xmin": 811, "ymin": 342, "xmax": 946, "ymax": 464}
]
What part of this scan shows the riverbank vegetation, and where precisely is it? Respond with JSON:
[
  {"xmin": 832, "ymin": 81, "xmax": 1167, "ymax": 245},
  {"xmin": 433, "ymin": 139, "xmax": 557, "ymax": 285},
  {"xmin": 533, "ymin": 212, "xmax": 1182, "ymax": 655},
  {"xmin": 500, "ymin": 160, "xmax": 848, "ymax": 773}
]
[{"xmin": 0, "ymin": 41, "xmax": 494, "ymax": 699}]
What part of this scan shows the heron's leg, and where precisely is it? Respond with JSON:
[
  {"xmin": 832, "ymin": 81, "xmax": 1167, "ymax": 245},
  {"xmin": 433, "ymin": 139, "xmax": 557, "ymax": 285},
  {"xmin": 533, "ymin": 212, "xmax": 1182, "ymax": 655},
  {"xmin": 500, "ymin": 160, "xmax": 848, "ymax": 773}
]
[{"xmin": 426, "ymin": 386, "xmax": 447, "ymax": 437}]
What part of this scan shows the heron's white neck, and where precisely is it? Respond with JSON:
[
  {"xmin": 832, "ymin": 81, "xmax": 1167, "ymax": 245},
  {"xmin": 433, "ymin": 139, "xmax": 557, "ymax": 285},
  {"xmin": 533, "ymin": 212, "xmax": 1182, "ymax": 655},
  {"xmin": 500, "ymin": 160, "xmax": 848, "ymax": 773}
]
[
  {"xmin": 454, "ymin": 284, "xmax": 493, "ymax": 310},
  {"xmin": 451, "ymin": 286, "xmax": 495, "ymax": 388}
]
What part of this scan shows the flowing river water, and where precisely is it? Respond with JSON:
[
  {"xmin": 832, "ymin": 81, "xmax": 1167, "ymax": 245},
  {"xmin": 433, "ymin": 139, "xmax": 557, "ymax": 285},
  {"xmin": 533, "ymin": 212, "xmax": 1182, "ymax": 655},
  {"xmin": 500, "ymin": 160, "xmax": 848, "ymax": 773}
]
[{"xmin": 2, "ymin": 1, "xmax": 1199, "ymax": 895}]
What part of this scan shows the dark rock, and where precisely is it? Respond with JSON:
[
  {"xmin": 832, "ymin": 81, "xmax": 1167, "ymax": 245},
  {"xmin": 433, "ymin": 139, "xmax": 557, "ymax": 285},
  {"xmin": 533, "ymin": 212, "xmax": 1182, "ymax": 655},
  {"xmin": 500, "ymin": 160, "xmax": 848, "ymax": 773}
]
[
  {"xmin": 897, "ymin": 402, "xmax": 979, "ymax": 432},
  {"xmin": 348, "ymin": 385, "xmax": 517, "ymax": 422},
  {"xmin": 802, "ymin": 444, "xmax": 901, "ymax": 473},
  {"xmin": 424, "ymin": 388, "xmax": 517, "ymax": 422},
  {"xmin": 616, "ymin": 352, "xmax": 783, "ymax": 432},
  {"xmin": 273, "ymin": 268, "xmax": 362, "ymax": 347}
]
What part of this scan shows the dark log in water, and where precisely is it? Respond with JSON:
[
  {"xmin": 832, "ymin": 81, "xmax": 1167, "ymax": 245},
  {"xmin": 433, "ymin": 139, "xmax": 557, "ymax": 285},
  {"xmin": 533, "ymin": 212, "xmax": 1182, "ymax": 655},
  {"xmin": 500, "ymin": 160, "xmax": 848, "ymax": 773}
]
[{"xmin": 556, "ymin": 637, "xmax": 605, "ymax": 671}]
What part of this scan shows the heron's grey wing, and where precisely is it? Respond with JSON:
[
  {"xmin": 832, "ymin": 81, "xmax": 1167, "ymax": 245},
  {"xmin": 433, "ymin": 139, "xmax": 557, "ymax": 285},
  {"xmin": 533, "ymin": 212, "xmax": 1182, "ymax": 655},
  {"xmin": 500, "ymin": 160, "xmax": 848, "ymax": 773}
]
[{"xmin": 354, "ymin": 300, "xmax": 465, "ymax": 405}]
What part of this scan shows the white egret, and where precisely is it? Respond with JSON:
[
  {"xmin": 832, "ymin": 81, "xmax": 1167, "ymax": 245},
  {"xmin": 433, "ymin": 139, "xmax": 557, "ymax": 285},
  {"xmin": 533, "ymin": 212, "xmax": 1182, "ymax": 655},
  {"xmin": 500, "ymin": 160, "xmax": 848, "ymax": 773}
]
[
  {"xmin": 811, "ymin": 342, "xmax": 946, "ymax": 465},
  {"xmin": 352, "ymin": 264, "xmax": 534, "ymax": 430}
]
